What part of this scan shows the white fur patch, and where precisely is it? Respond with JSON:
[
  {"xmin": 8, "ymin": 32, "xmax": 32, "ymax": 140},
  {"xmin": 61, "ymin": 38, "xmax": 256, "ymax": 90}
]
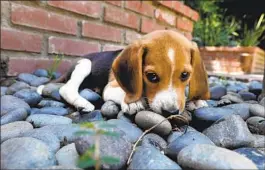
[
  {"xmin": 168, "ymin": 48, "xmax": 175, "ymax": 63},
  {"xmin": 59, "ymin": 59, "xmax": 95, "ymax": 112}
]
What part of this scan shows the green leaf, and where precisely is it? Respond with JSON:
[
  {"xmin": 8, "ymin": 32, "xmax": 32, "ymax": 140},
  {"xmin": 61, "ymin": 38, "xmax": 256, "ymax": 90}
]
[
  {"xmin": 80, "ymin": 122, "xmax": 95, "ymax": 129},
  {"xmin": 101, "ymin": 156, "xmax": 120, "ymax": 165},
  {"xmin": 75, "ymin": 130, "xmax": 95, "ymax": 136},
  {"xmin": 77, "ymin": 158, "xmax": 96, "ymax": 169},
  {"xmin": 97, "ymin": 122, "xmax": 116, "ymax": 128},
  {"xmin": 101, "ymin": 131, "xmax": 120, "ymax": 137}
]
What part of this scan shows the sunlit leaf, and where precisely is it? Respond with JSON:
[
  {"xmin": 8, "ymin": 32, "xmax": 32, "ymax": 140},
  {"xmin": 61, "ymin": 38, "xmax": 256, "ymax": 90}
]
[
  {"xmin": 80, "ymin": 122, "xmax": 95, "ymax": 129},
  {"xmin": 77, "ymin": 158, "xmax": 96, "ymax": 169},
  {"xmin": 101, "ymin": 156, "xmax": 120, "ymax": 164}
]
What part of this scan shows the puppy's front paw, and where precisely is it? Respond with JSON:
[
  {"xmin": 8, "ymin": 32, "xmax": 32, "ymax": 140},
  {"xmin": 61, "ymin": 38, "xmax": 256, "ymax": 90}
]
[
  {"xmin": 121, "ymin": 99, "xmax": 145, "ymax": 115},
  {"xmin": 186, "ymin": 100, "xmax": 208, "ymax": 111}
]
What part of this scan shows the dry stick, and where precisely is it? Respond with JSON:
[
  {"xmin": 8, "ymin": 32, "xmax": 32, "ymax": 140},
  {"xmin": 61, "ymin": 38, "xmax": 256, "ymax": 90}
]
[
  {"xmin": 94, "ymin": 133, "xmax": 101, "ymax": 170},
  {"xmin": 126, "ymin": 115, "xmax": 189, "ymax": 165}
]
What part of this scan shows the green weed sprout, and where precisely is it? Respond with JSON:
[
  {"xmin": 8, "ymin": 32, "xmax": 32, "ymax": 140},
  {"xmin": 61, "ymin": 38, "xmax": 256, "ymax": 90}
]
[{"xmin": 47, "ymin": 53, "xmax": 64, "ymax": 79}]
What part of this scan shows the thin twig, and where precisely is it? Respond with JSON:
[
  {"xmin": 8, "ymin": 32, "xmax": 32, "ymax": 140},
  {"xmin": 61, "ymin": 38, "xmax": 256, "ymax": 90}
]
[
  {"xmin": 95, "ymin": 133, "xmax": 100, "ymax": 170},
  {"xmin": 126, "ymin": 114, "xmax": 188, "ymax": 165}
]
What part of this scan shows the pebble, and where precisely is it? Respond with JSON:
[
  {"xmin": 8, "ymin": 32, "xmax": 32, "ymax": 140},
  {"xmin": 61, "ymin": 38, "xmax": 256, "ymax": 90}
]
[
  {"xmin": 1, "ymin": 95, "xmax": 30, "ymax": 116},
  {"xmin": 166, "ymin": 131, "xmax": 214, "ymax": 159},
  {"xmin": 75, "ymin": 110, "xmax": 103, "ymax": 123},
  {"xmin": 234, "ymin": 148, "xmax": 265, "ymax": 170},
  {"xmin": 13, "ymin": 89, "xmax": 42, "ymax": 106},
  {"xmin": 222, "ymin": 103, "xmax": 250, "ymax": 120},
  {"xmin": 246, "ymin": 116, "xmax": 265, "ymax": 135},
  {"xmin": 140, "ymin": 133, "xmax": 167, "ymax": 151},
  {"xmin": 249, "ymin": 104, "xmax": 265, "ymax": 117},
  {"xmin": 1, "ymin": 108, "xmax": 28, "ymax": 125},
  {"xmin": 203, "ymin": 114, "xmax": 253, "ymax": 148},
  {"xmin": 18, "ymin": 73, "xmax": 50, "ymax": 86},
  {"xmin": 26, "ymin": 114, "xmax": 72, "ymax": 127},
  {"xmin": 206, "ymin": 100, "xmax": 218, "ymax": 107},
  {"xmin": 55, "ymin": 143, "xmax": 79, "ymax": 167},
  {"xmin": 39, "ymin": 166, "xmax": 81, "ymax": 170},
  {"xmin": 249, "ymin": 81, "xmax": 263, "ymax": 96},
  {"xmin": 108, "ymin": 119, "xmax": 143, "ymax": 143},
  {"xmin": 227, "ymin": 84, "xmax": 243, "ymax": 93},
  {"xmin": 177, "ymin": 144, "xmax": 258, "ymax": 169},
  {"xmin": 52, "ymin": 72, "xmax": 62, "ymax": 79},
  {"xmin": 75, "ymin": 133, "xmax": 132, "ymax": 169},
  {"xmin": 50, "ymin": 90, "xmax": 62, "ymax": 101},
  {"xmin": 239, "ymin": 91, "xmax": 257, "ymax": 101},
  {"xmin": 1, "ymin": 121, "xmax": 33, "ymax": 142},
  {"xmin": 260, "ymin": 97, "xmax": 265, "ymax": 106},
  {"xmin": 79, "ymin": 89, "xmax": 103, "ymax": 108},
  {"xmin": 1, "ymin": 137, "xmax": 56, "ymax": 169},
  {"xmin": 41, "ymin": 83, "xmax": 64, "ymax": 96},
  {"xmin": 33, "ymin": 107, "xmax": 69, "ymax": 116},
  {"xmin": 221, "ymin": 93, "xmax": 244, "ymax": 103},
  {"xmin": 251, "ymin": 134, "xmax": 265, "ymax": 148},
  {"xmin": 258, "ymin": 148, "xmax": 265, "ymax": 155},
  {"xmin": 0, "ymin": 78, "xmax": 17, "ymax": 87},
  {"xmin": 19, "ymin": 128, "xmax": 60, "ymax": 153},
  {"xmin": 167, "ymin": 126, "xmax": 197, "ymax": 143},
  {"xmin": 128, "ymin": 146, "xmax": 182, "ymax": 170},
  {"xmin": 33, "ymin": 69, "xmax": 49, "ymax": 77},
  {"xmin": 135, "ymin": 111, "xmax": 172, "ymax": 136},
  {"xmin": 210, "ymin": 85, "xmax": 227, "ymax": 100},
  {"xmin": 101, "ymin": 101, "xmax": 120, "ymax": 118},
  {"xmin": 30, "ymin": 108, "xmax": 40, "ymax": 115},
  {"xmin": 117, "ymin": 111, "xmax": 133, "ymax": 123},
  {"xmin": 0, "ymin": 86, "xmax": 7, "ymax": 96},
  {"xmin": 5, "ymin": 81, "xmax": 30, "ymax": 95},
  {"xmin": 37, "ymin": 99, "xmax": 65, "ymax": 108}
]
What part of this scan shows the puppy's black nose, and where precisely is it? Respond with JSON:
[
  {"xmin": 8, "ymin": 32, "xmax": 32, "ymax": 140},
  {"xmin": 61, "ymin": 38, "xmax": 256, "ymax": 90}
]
[{"xmin": 162, "ymin": 109, "xmax": 179, "ymax": 115}]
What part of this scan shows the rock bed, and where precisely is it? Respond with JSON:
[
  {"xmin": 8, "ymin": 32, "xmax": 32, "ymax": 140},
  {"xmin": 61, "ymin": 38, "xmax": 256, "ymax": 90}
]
[{"xmin": 1, "ymin": 69, "xmax": 265, "ymax": 170}]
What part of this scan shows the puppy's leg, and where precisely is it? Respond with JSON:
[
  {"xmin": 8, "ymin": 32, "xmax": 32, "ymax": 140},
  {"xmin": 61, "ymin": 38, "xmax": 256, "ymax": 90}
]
[
  {"xmin": 59, "ymin": 59, "xmax": 95, "ymax": 112},
  {"xmin": 103, "ymin": 83, "xmax": 145, "ymax": 115},
  {"xmin": 186, "ymin": 100, "xmax": 208, "ymax": 111}
]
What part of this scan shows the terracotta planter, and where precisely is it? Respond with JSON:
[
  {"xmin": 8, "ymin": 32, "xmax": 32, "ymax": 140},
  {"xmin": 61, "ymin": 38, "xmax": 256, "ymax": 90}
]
[{"xmin": 200, "ymin": 46, "xmax": 265, "ymax": 75}]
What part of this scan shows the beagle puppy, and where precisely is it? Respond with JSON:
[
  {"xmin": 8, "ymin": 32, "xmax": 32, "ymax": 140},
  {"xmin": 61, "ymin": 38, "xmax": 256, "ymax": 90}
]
[{"xmin": 40, "ymin": 30, "xmax": 210, "ymax": 115}]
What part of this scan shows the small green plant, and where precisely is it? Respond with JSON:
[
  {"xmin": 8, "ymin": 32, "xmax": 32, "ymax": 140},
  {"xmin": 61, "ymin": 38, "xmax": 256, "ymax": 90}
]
[
  {"xmin": 47, "ymin": 53, "xmax": 64, "ymax": 79},
  {"xmin": 239, "ymin": 14, "xmax": 265, "ymax": 46},
  {"xmin": 75, "ymin": 122, "xmax": 120, "ymax": 170}
]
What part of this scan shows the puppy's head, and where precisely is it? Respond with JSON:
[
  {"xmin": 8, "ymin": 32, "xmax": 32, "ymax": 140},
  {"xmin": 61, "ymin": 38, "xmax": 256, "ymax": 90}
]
[{"xmin": 112, "ymin": 30, "xmax": 210, "ymax": 114}]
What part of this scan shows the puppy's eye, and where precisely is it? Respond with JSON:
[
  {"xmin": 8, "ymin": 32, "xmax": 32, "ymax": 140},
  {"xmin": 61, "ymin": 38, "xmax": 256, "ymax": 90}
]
[
  {"xmin": 180, "ymin": 72, "xmax": 190, "ymax": 81},
  {"xmin": 146, "ymin": 72, "xmax": 160, "ymax": 83}
]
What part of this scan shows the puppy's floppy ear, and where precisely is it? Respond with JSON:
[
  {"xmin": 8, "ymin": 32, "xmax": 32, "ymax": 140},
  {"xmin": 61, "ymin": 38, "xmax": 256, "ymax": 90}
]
[
  {"xmin": 188, "ymin": 42, "xmax": 210, "ymax": 100},
  {"xmin": 112, "ymin": 42, "xmax": 146, "ymax": 103}
]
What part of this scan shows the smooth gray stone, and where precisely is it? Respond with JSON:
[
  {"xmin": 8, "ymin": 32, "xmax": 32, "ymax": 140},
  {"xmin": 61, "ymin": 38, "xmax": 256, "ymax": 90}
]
[
  {"xmin": 30, "ymin": 77, "xmax": 50, "ymax": 87},
  {"xmin": 166, "ymin": 131, "xmax": 214, "ymax": 159},
  {"xmin": 26, "ymin": 114, "xmax": 72, "ymax": 128},
  {"xmin": 250, "ymin": 134, "xmax": 265, "ymax": 148},
  {"xmin": 260, "ymin": 97, "xmax": 265, "ymax": 106},
  {"xmin": 223, "ymin": 103, "xmax": 250, "ymax": 120},
  {"xmin": 167, "ymin": 126, "xmax": 197, "ymax": 143},
  {"xmin": 210, "ymin": 85, "xmax": 227, "ymax": 100},
  {"xmin": 18, "ymin": 73, "xmax": 37, "ymax": 84},
  {"xmin": 1, "ymin": 95, "xmax": 30, "ymax": 116},
  {"xmin": 5, "ymin": 81, "xmax": 30, "ymax": 95},
  {"xmin": 101, "ymin": 101, "xmax": 120, "ymax": 118},
  {"xmin": 1, "ymin": 108, "xmax": 28, "ymax": 125},
  {"xmin": 246, "ymin": 116, "xmax": 265, "ymax": 135},
  {"xmin": 1, "ymin": 137, "xmax": 56, "ymax": 169},
  {"xmin": 128, "ymin": 146, "xmax": 182, "ymax": 170},
  {"xmin": 33, "ymin": 107, "xmax": 69, "ymax": 116},
  {"xmin": 203, "ymin": 114, "xmax": 253, "ymax": 148},
  {"xmin": 108, "ymin": 119, "xmax": 143, "ymax": 143},
  {"xmin": 39, "ymin": 165, "xmax": 81, "ymax": 170},
  {"xmin": 0, "ymin": 86, "xmax": 7, "ymax": 96},
  {"xmin": 141, "ymin": 133, "xmax": 167, "ymax": 151},
  {"xmin": 178, "ymin": 144, "xmax": 258, "ymax": 169},
  {"xmin": 33, "ymin": 68, "xmax": 49, "ymax": 77},
  {"xmin": 19, "ymin": 128, "xmax": 60, "ymax": 153},
  {"xmin": 1, "ymin": 121, "xmax": 33, "ymax": 142},
  {"xmin": 13, "ymin": 89, "xmax": 42, "ymax": 106},
  {"xmin": 249, "ymin": 104, "xmax": 265, "ymax": 118},
  {"xmin": 135, "ymin": 111, "xmax": 172, "ymax": 136},
  {"xmin": 117, "ymin": 111, "xmax": 133, "ymax": 123},
  {"xmin": 221, "ymin": 93, "xmax": 244, "ymax": 103},
  {"xmin": 55, "ymin": 143, "xmax": 79, "ymax": 167},
  {"xmin": 42, "ymin": 83, "xmax": 64, "ymax": 96},
  {"xmin": 239, "ymin": 91, "xmax": 257, "ymax": 101},
  {"xmin": 37, "ymin": 99, "xmax": 65, "ymax": 108},
  {"xmin": 75, "ymin": 132, "xmax": 132, "ymax": 169}
]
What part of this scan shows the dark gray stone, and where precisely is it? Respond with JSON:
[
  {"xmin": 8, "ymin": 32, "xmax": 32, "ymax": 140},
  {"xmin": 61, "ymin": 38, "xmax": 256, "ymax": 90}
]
[
  {"xmin": 194, "ymin": 107, "xmax": 234, "ymax": 122},
  {"xmin": 6, "ymin": 81, "xmax": 30, "ymax": 95},
  {"xmin": 13, "ymin": 89, "xmax": 42, "ymax": 106},
  {"xmin": 74, "ymin": 110, "xmax": 103, "ymax": 123},
  {"xmin": 223, "ymin": 103, "xmax": 250, "ymax": 120},
  {"xmin": 108, "ymin": 119, "xmax": 143, "ymax": 143},
  {"xmin": 178, "ymin": 144, "xmax": 258, "ymax": 169},
  {"xmin": 0, "ymin": 86, "xmax": 7, "ymax": 96},
  {"xmin": 26, "ymin": 114, "xmax": 72, "ymax": 127},
  {"xmin": 117, "ymin": 111, "xmax": 133, "ymax": 123},
  {"xmin": 166, "ymin": 131, "xmax": 214, "ymax": 159},
  {"xmin": 234, "ymin": 148, "xmax": 265, "ymax": 170},
  {"xmin": 249, "ymin": 104, "xmax": 265, "ymax": 118},
  {"xmin": 38, "ymin": 99, "xmax": 65, "ymax": 108},
  {"xmin": 221, "ymin": 93, "xmax": 244, "ymax": 103},
  {"xmin": 141, "ymin": 133, "xmax": 167, "ymax": 151},
  {"xmin": 1, "ymin": 121, "xmax": 33, "ymax": 142},
  {"xmin": 79, "ymin": 89, "xmax": 103, "ymax": 108},
  {"xmin": 203, "ymin": 114, "xmax": 254, "ymax": 148},
  {"xmin": 1, "ymin": 95, "xmax": 30, "ymax": 116},
  {"xmin": 210, "ymin": 85, "xmax": 227, "ymax": 100},
  {"xmin": 34, "ymin": 107, "xmax": 69, "ymax": 116},
  {"xmin": 33, "ymin": 69, "xmax": 48, "ymax": 77},
  {"xmin": 19, "ymin": 128, "xmax": 60, "ymax": 153},
  {"xmin": 135, "ymin": 111, "xmax": 172, "ymax": 136},
  {"xmin": 167, "ymin": 126, "xmax": 197, "ymax": 143},
  {"xmin": 249, "ymin": 81, "xmax": 263, "ymax": 96},
  {"xmin": 239, "ymin": 91, "xmax": 257, "ymax": 101},
  {"xmin": 128, "ymin": 146, "xmax": 182, "ymax": 170},
  {"xmin": 1, "ymin": 137, "xmax": 56, "ymax": 169},
  {"xmin": 101, "ymin": 100, "xmax": 120, "ymax": 118},
  {"xmin": 1, "ymin": 108, "xmax": 28, "ymax": 125},
  {"xmin": 246, "ymin": 116, "xmax": 265, "ymax": 135},
  {"xmin": 50, "ymin": 90, "xmax": 62, "ymax": 101},
  {"xmin": 52, "ymin": 72, "xmax": 62, "ymax": 79},
  {"xmin": 75, "ymin": 131, "xmax": 132, "ymax": 169},
  {"xmin": 55, "ymin": 143, "xmax": 79, "ymax": 167}
]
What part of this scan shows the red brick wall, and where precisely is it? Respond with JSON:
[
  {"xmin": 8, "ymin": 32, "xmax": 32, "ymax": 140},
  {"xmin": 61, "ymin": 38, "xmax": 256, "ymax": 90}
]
[{"xmin": 1, "ymin": 1, "xmax": 199, "ymax": 75}]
